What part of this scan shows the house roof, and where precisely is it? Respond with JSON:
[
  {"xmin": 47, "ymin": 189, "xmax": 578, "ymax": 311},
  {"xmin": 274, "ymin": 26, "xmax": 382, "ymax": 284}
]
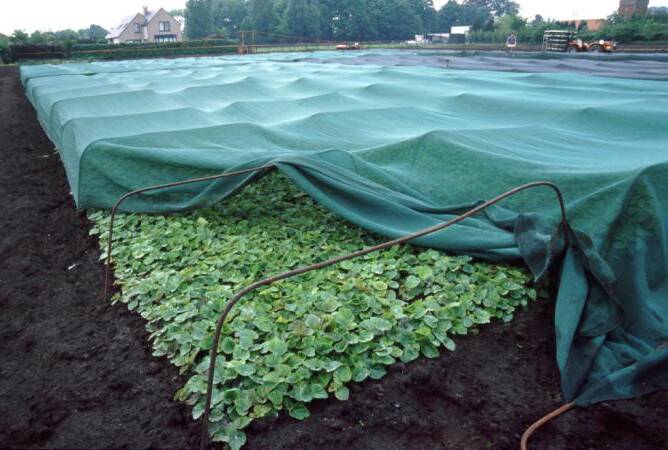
[
  {"xmin": 105, "ymin": 8, "xmax": 175, "ymax": 40},
  {"xmin": 106, "ymin": 14, "xmax": 139, "ymax": 39},
  {"xmin": 144, "ymin": 9, "xmax": 159, "ymax": 23}
]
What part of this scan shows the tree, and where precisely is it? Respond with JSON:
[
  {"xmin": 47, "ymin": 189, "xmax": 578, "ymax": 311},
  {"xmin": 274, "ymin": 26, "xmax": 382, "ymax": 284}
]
[
  {"xmin": 440, "ymin": 0, "xmax": 517, "ymax": 32},
  {"xmin": 532, "ymin": 14, "xmax": 544, "ymax": 24},
  {"xmin": 487, "ymin": 0, "xmax": 519, "ymax": 17},
  {"xmin": 331, "ymin": 0, "xmax": 376, "ymax": 40},
  {"xmin": 496, "ymin": 14, "xmax": 526, "ymax": 34},
  {"xmin": 438, "ymin": 0, "xmax": 493, "ymax": 32},
  {"xmin": 29, "ymin": 31, "xmax": 48, "ymax": 44},
  {"xmin": 371, "ymin": 0, "xmax": 421, "ymax": 39},
  {"xmin": 169, "ymin": 8, "xmax": 186, "ymax": 17},
  {"xmin": 88, "ymin": 24, "xmax": 108, "ymax": 42},
  {"xmin": 185, "ymin": 0, "xmax": 214, "ymax": 38},
  {"xmin": 406, "ymin": 0, "xmax": 437, "ymax": 33},
  {"xmin": 212, "ymin": 0, "xmax": 248, "ymax": 36},
  {"xmin": 313, "ymin": 0, "xmax": 338, "ymax": 40},
  {"xmin": 10, "ymin": 30, "xmax": 29, "ymax": 44},
  {"xmin": 283, "ymin": 0, "xmax": 322, "ymax": 39},
  {"xmin": 246, "ymin": 0, "xmax": 281, "ymax": 40},
  {"xmin": 599, "ymin": 13, "xmax": 668, "ymax": 43},
  {"xmin": 459, "ymin": 0, "xmax": 493, "ymax": 30},
  {"xmin": 421, "ymin": 1, "xmax": 439, "ymax": 32},
  {"xmin": 438, "ymin": 0, "xmax": 462, "ymax": 31},
  {"xmin": 53, "ymin": 29, "xmax": 79, "ymax": 41},
  {"xmin": 78, "ymin": 24, "xmax": 107, "ymax": 42},
  {"xmin": 464, "ymin": 0, "xmax": 518, "ymax": 18},
  {"xmin": 0, "ymin": 34, "xmax": 8, "ymax": 64}
]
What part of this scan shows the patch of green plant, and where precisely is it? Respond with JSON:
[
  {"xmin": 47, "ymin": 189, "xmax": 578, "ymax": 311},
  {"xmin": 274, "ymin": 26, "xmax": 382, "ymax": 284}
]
[{"xmin": 88, "ymin": 172, "xmax": 535, "ymax": 449}]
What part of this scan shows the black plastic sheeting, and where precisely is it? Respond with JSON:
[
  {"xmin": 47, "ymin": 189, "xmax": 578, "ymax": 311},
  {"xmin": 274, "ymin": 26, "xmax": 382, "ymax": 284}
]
[{"xmin": 301, "ymin": 50, "xmax": 668, "ymax": 80}]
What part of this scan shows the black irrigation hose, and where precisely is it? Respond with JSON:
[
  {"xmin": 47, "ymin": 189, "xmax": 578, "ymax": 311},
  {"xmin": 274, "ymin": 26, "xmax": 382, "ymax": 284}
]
[{"xmin": 197, "ymin": 181, "xmax": 570, "ymax": 450}]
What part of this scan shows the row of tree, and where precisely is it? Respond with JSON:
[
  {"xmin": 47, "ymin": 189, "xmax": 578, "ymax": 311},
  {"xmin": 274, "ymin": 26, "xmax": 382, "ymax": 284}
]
[
  {"xmin": 593, "ymin": 12, "xmax": 668, "ymax": 42},
  {"xmin": 2, "ymin": 25, "xmax": 109, "ymax": 46},
  {"xmin": 184, "ymin": 0, "xmax": 520, "ymax": 41},
  {"xmin": 184, "ymin": 0, "xmax": 668, "ymax": 44},
  {"xmin": 2, "ymin": 2, "xmax": 666, "ymax": 51}
]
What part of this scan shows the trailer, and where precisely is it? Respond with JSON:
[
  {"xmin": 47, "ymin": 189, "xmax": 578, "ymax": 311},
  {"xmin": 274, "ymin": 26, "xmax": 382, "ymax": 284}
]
[{"xmin": 542, "ymin": 30, "xmax": 576, "ymax": 52}]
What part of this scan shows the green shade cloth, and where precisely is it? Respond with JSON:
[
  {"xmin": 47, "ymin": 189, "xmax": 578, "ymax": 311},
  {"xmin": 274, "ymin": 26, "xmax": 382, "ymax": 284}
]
[{"xmin": 21, "ymin": 51, "xmax": 668, "ymax": 406}]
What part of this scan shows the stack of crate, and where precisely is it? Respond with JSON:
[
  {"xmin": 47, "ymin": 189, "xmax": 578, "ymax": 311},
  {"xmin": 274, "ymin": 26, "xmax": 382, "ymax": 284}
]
[{"xmin": 542, "ymin": 30, "xmax": 576, "ymax": 52}]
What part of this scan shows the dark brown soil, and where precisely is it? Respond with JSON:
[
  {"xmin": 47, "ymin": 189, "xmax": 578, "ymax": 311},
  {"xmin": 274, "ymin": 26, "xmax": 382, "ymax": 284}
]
[
  {"xmin": 0, "ymin": 66, "xmax": 200, "ymax": 449},
  {"xmin": 0, "ymin": 65, "xmax": 666, "ymax": 450}
]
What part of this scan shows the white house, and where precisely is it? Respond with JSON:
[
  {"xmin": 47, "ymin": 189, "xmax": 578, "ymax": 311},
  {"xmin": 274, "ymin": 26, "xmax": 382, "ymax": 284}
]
[{"xmin": 106, "ymin": 7, "xmax": 183, "ymax": 44}]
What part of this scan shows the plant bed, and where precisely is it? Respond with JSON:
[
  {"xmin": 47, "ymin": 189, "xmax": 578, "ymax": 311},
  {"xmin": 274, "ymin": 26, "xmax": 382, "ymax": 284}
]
[{"xmin": 89, "ymin": 172, "xmax": 537, "ymax": 448}]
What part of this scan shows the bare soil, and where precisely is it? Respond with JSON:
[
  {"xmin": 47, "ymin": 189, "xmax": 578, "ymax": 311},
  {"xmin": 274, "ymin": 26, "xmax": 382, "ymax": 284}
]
[{"xmin": 1, "ymin": 66, "xmax": 666, "ymax": 450}]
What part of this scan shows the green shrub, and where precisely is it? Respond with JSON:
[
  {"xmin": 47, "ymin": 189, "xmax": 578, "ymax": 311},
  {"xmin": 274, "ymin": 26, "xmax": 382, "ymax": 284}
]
[
  {"xmin": 0, "ymin": 36, "xmax": 8, "ymax": 64},
  {"xmin": 71, "ymin": 38, "xmax": 238, "ymax": 52}
]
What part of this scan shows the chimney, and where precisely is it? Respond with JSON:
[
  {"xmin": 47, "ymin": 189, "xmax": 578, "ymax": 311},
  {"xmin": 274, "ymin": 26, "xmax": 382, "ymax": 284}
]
[{"xmin": 143, "ymin": 5, "xmax": 149, "ymax": 16}]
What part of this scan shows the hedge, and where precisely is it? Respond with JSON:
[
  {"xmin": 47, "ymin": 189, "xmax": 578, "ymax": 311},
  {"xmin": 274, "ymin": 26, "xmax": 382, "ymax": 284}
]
[{"xmin": 4, "ymin": 39, "xmax": 240, "ymax": 62}]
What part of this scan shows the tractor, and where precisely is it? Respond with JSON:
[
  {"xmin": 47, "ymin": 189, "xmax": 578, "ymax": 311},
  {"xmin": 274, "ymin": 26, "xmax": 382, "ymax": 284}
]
[
  {"xmin": 335, "ymin": 42, "xmax": 362, "ymax": 50},
  {"xmin": 542, "ymin": 30, "xmax": 617, "ymax": 53},
  {"xmin": 567, "ymin": 38, "xmax": 617, "ymax": 53}
]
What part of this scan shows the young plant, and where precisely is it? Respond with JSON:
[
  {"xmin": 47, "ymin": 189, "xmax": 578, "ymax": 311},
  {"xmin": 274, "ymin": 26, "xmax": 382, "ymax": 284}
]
[{"xmin": 89, "ymin": 173, "xmax": 535, "ymax": 449}]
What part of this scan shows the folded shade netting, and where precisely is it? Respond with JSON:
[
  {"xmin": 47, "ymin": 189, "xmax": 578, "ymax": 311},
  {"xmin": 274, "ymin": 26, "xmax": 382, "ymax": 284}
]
[{"xmin": 21, "ymin": 50, "xmax": 668, "ymax": 407}]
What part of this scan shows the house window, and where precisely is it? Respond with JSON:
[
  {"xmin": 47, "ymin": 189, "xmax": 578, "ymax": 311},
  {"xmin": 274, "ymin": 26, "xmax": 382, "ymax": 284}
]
[
  {"xmin": 133, "ymin": 23, "xmax": 141, "ymax": 33},
  {"xmin": 155, "ymin": 34, "xmax": 177, "ymax": 43},
  {"xmin": 159, "ymin": 21, "xmax": 171, "ymax": 32}
]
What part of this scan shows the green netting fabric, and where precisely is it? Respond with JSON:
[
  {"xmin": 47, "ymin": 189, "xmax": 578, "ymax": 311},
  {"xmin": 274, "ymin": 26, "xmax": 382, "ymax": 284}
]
[{"xmin": 21, "ymin": 51, "xmax": 668, "ymax": 406}]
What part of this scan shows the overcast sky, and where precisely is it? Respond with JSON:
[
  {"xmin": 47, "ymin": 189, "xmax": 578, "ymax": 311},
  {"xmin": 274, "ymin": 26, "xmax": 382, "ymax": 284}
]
[
  {"xmin": 2, "ymin": 0, "xmax": 668, "ymax": 35},
  {"xmin": 0, "ymin": 1, "xmax": 186, "ymax": 35}
]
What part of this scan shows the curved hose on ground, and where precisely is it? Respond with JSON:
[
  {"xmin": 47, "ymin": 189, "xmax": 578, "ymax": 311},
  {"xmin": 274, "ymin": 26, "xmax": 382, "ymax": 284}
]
[{"xmin": 521, "ymin": 402, "xmax": 576, "ymax": 450}]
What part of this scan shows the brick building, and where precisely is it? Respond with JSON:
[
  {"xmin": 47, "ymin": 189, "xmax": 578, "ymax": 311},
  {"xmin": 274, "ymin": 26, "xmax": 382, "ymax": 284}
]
[{"xmin": 618, "ymin": 0, "xmax": 649, "ymax": 17}]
